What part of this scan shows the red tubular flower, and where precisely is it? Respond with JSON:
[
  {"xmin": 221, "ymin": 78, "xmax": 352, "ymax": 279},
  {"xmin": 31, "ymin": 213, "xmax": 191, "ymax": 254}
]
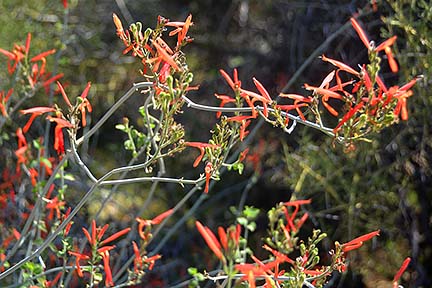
[
  {"xmin": 304, "ymin": 83, "xmax": 344, "ymax": 100},
  {"xmin": 100, "ymin": 250, "xmax": 114, "ymax": 287},
  {"xmin": 184, "ymin": 142, "xmax": 220, "ymax": 167},
  {"xmin": 28, "ymin": 168, "xmax": 38, "ymax": 186},
  {"xmin": 333, "ymin": 102, "xmax": 364, "ymax": 133},
  {"xmin": 393, "ymin": 257, "xmax": 411, "ymax": 288},
  {"xmin": 78, "ymin": 82, "xmax": 92, "ymax": 127},
  {"xmin": 0, "ymin": 48, "xmax": 16, "ymax": 60},
  {"xmin": 385, "ymin": 47, "xmax": 399, "ymax": 73},
  {"xmin": 204, "ymin": 162, "xmax": 212, "ymax": 193},
  {"xmin": 226, "ymin": 115, "xmax": 256, "ymax": 122},
  {"xmin": 82, "ymin": 221, "xmax": 95, "ymax": 247},
  {"xmin": 176, "ymin": 14, "xmax": 193, "ymax": 47},
  {"xmin": 239, "ymin": 148, "xmax": 249, "ymax": 162},
  {"xmin": 83, "ymin": 219, "xmax": 131, "ymax": 248},
  {"xmin": 16, "ymin": 127, "xmax": 27, "ymax": 149},
  {"xmin": 132, "ymin": 241, "xmax": 143, "ymax": 272},
  {"xmin": 62, "ymin": 207, "xmax": 73, "ymax": 236},
  {"xmin": 46, "ymin": 116, "xmax": 74, "ymax": 154},
  {"xmin": 321, "ymin": 54, "xmax": 360, "ymax": 76},
  {"xmin": 218, "ymin": 227, "xmax": 228, "ymax": 250},
  {"xmin": 341, "ymin": 230, "xmax": 380, "ymax": 253},
  {"xmin": 219, "ymin": 69, "xmax": 236, "ymax": 91},
  {"xmin": 0, "ymin": 89, "xmax": 13, "ymax": 116},
  {"xmin": 44, "ymin": 271, "xmax": 62, "ymax": 288},
  {"xmin": 319, "ymin": 70, "xmax": 335, "ymax": 89},
  {"xmin": 350, "ymin": 17, "xmax": 371, "ymax": 50},
  {"xmin": 279, "ymin": 93, "xmax": 313, "ymax": 103},
  {"xmin": 62, "ymin": 0, "xmax": 68, "ymax": 9},
  {"xmin": 262, "ymin": 244, "xmax": 294, "ymax": 264},
  {"xmin": 100, "ymin": 227, "xmax": 131, "ymax": 246},
  {"xmin": 149, "ymin": 208, "xmax": 174, "ymax": 225},
  {"xmin": 296, "ymin": 213, "xmax": 309, "ymax": 231},
  {"xmin": 30, "ymin": 49, "xmax": 56, "ymax": 62},
  {"xmin": 152, "ymin": 40, "xmax": 180, "ymax": 71},
  {"xmin": 136, "ymin": 208, "xmax": 174, "ymax": 240},
  {"xmin": 239, "ymin": 119, "xmax": 251, "ymax": 141},
  {"xmin": 56, "ymin": 81, "xmax": 72, "ymax": 108},
  {"xmin": 214, "ymin": 93, "xmax": 236, "ymax": 118},
  {"xmin": 46, "ymin": 196, "xmax": 66, "ymax": 220},
  {"xmin": 97, "ymin": 245, "xmax": 116, "ymax": 254},
  {"xmin": 20, "ymin": 106, "xmax": 56, "ymax": 133},
  {"xmin": 375, "ymin": 35, "xmax": 397, "ymax": 52},
  {"xmin": 252, "ymin": 77, "xmax": 272, "ymax": 102},
  {"xmin": 240, "ymin": 88, "xmax": 271, "ymax": 117},
  {"xmin": 143, "ymin": 254, "xmax": 162, "ymax": 270},
  {"xmin": 195, "ymin": 221, "xmax": 225, "ymax": 262},
  {"xmin": 24, "ymin": 33, "xmax": 31, "ymax": 56},
  {"xmin": 42, "ymin": 73, "xmax": 64, "ymax": 88},
  {"xmin": 68, "ymin": 251, "xmax": 90, "ymax": 277}
]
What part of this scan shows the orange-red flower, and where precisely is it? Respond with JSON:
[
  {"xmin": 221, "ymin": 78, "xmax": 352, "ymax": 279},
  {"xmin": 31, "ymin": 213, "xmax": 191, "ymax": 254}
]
[
  {"xmin": 143, "ymin": 254, "xmax": 162, "ymax": 270},
  {"xmin": 279, "ymin": 93, "xmax": 313, "ymax": 121},
  {"xmin": 151, "ymin": 40, "xmax": 180, "ymax": 71},
  {"xmin": 184, "ymin": 142, "xmax": 220, "ymax": 167},
  {"xmin": 375, "ymin": 35, "xmax": 399, "ymax": 73},
  {"xmin": 46, "ymin": 196, "xmax": 66, "ymax": 221},
  {"xmin": 136, "ymin": 208, "xmax": 174, "ymax": 240},
  {"xmin": 167, "ymin": 14, "xmax": 193, "ymax": 48},
  {"xmin": 68, "ymin": 251, "xmax": 90, "ymax": 277},
  {"xmin": 214, "ymin": 93, "xmax": 236, "ymax": 118},
  {"xmin": 195, "ymin": 221, "xmax": 225, "ymax": 262},
  {"xmin": 46, "ymin": 116, "xmax": 74, "ymax": 154},
  {"xmin": 100, "ymin": 250, "xmax": 114, "ymax": 287},
  {"xmin": 20, "ymin": 106, "xmax": 56, "ymax": 133},
  {"xmin": 321, "ymin": 54, "xmax": 360, "ymax": 76},
  {"xmin": 0, "ymin": 89, "xmax": 13, "ymax": 116},
  {"xmin": 333, "ymin": 102, "xmax": 364, "ymax": 133},
  {"xmin": 219, "ymin": 68, "xmax": 241, "ymax": 92},
  {"xmin": 204, "ymin": 162, "xmax": 212, "ymax": 193},
  {"xmin": 132, "ymin": 241, "xmax": 142, "ymax": 273},
  {"xmin": 30, "ymin": 49, "xmax": 56, "ymax": 62},
  {"xmin": 393, "ymin": 257, "xmax": 411, "ymax": 288},
  {"xmin": 82, "ymin": 219, "xmax": 131, "ymax": 248},
  {"xmin": 341, "ymin": 230, "xmax": 380, "ymax": 252},
  {"xmin": 350, "ymin": 17, "xmax": 371, "ymax": 50}
]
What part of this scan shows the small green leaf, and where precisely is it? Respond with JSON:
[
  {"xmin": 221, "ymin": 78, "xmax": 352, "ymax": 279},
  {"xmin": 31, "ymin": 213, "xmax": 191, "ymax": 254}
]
[
  {"xmin": 63, "ymin": 173, "xmax": 75, "ymax": 181},
  {"xmin": 243, "ymin": 206, "xmax": 260, "ymax": 220},
  {"xmin": 237, "ymin": 217, "xmax": 248, "ymax": 226},
  {"xmin": 246, "ymin": 222, "xmax": 256, "ymax": 232},
  {"xmin": 115, "ymin": 124, "xmax": 127, "ymax": 131},
  {"xmin": 124, "ymin": 139, "xmax": 134, "ymax": 150},
  {"xmin": 187, "ymin": 267, "xmax": 198, "ymax": 276}
]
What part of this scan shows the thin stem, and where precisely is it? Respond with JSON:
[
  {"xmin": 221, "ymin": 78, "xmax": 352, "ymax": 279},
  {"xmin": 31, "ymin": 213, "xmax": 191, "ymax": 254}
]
[
  {"xmin": 181, "ymin": 95, "xmax": 337, "ymax": 138},
  {"xmin": 75, "ymin": 82, "xmax": 153, "ymax": 146}
]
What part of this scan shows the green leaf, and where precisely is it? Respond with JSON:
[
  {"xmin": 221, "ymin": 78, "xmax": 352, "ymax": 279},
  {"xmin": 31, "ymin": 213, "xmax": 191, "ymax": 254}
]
[
  {"xmin": 124, "ymin": 139, "xmax": 134, "ymax": 150},
  {"xmin": 115, "ymin": 124, "xmax": 127, "ymax": 131},
  {"xmin": 40, "ymin": 157, "xmax": 52, "ymax": 169},
  {"xmin": 63, "ymin": 173, "xmax": 75, "ymax": 181},
  {"xmin": 246, "ymin": 222, "xmax": 256, "ymax": 232},
  {"xmin": 187, "ymin": 267, "xmax": 198, "ymax": 276},
  {"xmin": 237, "ymin": 217, "xmax": 248, "ymax": 226},
  {"xmin": 233, "ymin": 162, "xmax": 244, "ymax": 175},
  {"xmin": 243, "ymin": 206, "xmax": 260, "ymax": 220}
]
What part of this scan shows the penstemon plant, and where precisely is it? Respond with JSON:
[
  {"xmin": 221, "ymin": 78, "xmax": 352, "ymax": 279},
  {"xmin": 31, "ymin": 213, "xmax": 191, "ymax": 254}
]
[{"xmin": 0, "ymin": 1, "xmax": 417, "ymax": 287}]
